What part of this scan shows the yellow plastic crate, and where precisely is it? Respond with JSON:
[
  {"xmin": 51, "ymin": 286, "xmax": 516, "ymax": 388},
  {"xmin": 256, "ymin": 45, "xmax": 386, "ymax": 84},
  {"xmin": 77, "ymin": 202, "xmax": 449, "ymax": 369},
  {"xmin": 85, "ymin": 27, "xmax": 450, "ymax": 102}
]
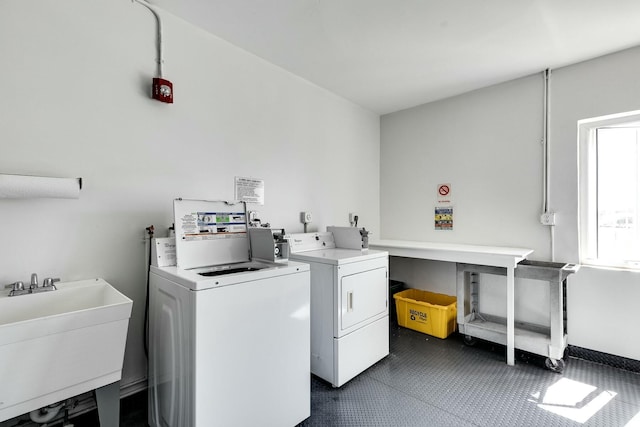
[{"xmin": 394, "ymin": 289, "xmax": 457, "ymax": 339}]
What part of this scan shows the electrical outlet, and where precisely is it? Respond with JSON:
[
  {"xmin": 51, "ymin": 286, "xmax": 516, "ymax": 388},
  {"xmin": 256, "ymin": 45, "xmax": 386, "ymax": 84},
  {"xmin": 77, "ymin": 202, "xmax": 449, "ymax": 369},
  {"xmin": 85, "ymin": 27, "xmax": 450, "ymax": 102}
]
[
  {"xmin": 540, "ymin": 212, "xmax": 556, "ymax": 226},
  {"xmin": 301, "ymin": 211, "xmax": 313, "ymax": 224}
]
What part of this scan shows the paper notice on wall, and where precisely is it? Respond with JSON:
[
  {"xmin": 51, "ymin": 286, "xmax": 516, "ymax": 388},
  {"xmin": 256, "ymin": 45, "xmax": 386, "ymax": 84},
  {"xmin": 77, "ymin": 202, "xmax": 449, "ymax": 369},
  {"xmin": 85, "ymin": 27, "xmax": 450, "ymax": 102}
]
[
  {"xmin": 435, "ymin": 206, "xmax": 453, "ymax": 230},
  {"xmin": 234, "ymin": 176, "xmax": 264, "ymax": 205}
]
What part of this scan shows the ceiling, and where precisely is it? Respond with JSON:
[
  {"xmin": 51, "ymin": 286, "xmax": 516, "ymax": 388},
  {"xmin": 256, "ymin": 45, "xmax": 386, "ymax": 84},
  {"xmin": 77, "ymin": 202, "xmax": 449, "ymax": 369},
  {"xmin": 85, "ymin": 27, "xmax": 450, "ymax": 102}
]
[{"xmin": 150, "ymin": 0, "xmax": 640, "ymax": 115}]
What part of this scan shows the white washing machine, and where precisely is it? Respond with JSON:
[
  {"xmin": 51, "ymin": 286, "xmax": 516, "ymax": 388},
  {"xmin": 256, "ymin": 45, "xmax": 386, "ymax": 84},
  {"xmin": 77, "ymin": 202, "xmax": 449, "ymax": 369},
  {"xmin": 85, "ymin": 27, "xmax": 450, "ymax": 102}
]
[
  {"xmin": 148, "ymin": 199, "xmax": 311, "ymax": 427},
  {"xmin": 288, "ymin": 231, "xmax": 389, "ymax": 388}
]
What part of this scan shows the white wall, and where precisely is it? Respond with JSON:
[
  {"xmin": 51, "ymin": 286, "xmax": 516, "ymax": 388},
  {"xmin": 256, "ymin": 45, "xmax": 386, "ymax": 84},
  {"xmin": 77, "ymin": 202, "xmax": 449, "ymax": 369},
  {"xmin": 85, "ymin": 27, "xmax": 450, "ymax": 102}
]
[
  {"xmin": 381, "ymin": 47, "xmax": 640, "ymax": 361},
  {"xmin": 381, "ymin": 74, "xmax": 548, "ymax": 253},
  {"xmin": 0, "ymin": 0, "xmax": 380, "ymax": 391},
  {"xmin": 549, "ymin": 48, "xmax": 640, "ymax": 359}
]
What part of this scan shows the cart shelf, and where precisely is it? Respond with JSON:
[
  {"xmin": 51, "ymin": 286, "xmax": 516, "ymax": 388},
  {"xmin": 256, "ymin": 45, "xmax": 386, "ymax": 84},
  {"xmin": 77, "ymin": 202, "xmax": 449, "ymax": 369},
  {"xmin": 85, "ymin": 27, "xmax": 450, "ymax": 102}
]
[{"xmin": 456, "ymin": 261, "xmax": 579, "ymax": 372}]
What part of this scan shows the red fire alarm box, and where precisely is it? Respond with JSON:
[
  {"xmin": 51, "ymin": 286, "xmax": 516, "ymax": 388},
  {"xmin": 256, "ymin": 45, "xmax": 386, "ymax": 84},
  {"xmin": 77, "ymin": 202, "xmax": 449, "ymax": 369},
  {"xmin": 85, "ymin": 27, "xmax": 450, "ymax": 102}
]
[{"xmin": 152, "ymin": 77, "xmax": 173, "ymax": 103}]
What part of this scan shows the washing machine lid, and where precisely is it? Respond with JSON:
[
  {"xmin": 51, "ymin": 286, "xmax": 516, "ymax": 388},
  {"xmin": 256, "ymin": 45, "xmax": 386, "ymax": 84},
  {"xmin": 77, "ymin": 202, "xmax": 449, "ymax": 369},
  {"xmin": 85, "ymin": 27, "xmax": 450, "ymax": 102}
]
[{"xmin": 174, "ymin": 199, "xmax": 250, "ymax": 270}]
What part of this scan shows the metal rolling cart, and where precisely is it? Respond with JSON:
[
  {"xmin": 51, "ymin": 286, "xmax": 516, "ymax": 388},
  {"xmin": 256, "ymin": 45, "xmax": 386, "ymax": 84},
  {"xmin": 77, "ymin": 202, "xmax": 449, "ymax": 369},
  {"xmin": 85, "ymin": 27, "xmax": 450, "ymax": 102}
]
[{"xmin": 457, "ymin": 260, "xmax": 580, "ymax": 372}]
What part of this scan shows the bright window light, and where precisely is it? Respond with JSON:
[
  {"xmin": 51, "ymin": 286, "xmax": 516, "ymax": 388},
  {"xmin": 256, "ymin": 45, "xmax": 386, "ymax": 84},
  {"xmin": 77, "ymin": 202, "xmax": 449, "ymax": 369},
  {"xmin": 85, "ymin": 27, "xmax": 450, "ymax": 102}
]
[
  {"xmin": 596, "ymin": 128, "xmax": 639, "ymax": 262},
  {"xmin": 578, "ymin": 111, "xmax": 640, "ymax": 269},
  {"xmin": 625, "ymin": 409, "xmax": 640, "ymax": 426},
  {"xmin": 530, "ymin": 378, "xmax": 616, "ymax": 423}
]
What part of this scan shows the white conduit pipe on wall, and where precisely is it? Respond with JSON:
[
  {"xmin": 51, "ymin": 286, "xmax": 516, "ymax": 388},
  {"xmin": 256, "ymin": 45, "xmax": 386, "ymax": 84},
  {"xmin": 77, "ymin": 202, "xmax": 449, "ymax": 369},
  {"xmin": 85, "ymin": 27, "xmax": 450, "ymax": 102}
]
[
  {"xmin": 542, "ymin": 69, "xmax": 549, "ymax": 214},
  {"xmin": 132, "ymin": 0, "xmax": 164, "ymax": 78},
  {"xmin": 542, "ymin": 69, "xmax": 555, "ymax": 261}
]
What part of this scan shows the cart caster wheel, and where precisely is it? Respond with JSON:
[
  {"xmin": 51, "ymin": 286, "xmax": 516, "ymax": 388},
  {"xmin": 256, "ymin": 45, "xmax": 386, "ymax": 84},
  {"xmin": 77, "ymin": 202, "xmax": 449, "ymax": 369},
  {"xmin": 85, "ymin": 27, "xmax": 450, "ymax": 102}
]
[
  {"xmin": 463, "ymin": 335, "xmax": 477, "ymax": 346},
  {"xmin": 545, "ymin": 357, "xmax": 565, "ymax": 373}
]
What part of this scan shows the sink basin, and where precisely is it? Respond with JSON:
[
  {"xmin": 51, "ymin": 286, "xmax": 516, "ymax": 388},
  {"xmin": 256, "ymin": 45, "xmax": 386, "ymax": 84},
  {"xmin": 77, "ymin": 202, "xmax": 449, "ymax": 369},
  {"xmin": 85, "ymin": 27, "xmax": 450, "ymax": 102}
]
[{"xmin": 0, "ymin": 278, "xmax": 133, "ymax": 422}]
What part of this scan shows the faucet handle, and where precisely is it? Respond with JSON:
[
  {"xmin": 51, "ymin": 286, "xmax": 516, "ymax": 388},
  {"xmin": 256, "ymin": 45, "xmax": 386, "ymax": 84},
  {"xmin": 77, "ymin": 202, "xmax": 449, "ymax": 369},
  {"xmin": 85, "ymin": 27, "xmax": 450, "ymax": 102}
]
[
  {"xmin": 6, "ymin": 281, "xmax": 28, "ymax": 296},
  {"xmin": 43, "ymin": 277, "xmax": 60, "ymax": 288},
  {"xmin": 4, "ymin": 281, "xmax": 24, "ymax": 291}
]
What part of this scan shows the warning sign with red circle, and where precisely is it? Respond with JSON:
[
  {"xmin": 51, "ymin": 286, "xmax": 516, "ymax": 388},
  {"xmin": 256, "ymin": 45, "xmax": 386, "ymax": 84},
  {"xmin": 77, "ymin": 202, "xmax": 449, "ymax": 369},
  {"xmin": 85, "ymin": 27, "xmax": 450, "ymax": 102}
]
[{"xmin": 437, "ymin": 183, "xmax": 451, "ymax": 203}]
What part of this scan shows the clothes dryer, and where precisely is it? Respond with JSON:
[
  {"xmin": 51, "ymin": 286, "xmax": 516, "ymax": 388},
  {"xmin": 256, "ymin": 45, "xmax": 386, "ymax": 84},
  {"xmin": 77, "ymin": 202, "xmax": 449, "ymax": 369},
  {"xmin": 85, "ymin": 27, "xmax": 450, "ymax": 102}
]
[{"xmin": 288, "ymin": 231, "xmax": 389, "ymax": 387}]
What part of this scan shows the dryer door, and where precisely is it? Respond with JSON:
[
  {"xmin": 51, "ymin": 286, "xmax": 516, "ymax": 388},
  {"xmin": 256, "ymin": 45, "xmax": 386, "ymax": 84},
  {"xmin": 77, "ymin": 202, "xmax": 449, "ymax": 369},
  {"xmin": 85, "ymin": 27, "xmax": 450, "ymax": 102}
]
[{"xmin": 340, "ymin": 266, "xmax": 388, "ymax": 333}]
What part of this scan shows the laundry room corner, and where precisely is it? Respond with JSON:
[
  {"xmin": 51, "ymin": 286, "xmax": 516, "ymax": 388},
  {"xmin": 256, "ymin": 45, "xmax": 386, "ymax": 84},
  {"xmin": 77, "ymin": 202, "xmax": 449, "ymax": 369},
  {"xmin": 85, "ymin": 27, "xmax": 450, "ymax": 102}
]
[{"xmin": 0, "ymin": 0, "xmax": 381, "ymax": 414}]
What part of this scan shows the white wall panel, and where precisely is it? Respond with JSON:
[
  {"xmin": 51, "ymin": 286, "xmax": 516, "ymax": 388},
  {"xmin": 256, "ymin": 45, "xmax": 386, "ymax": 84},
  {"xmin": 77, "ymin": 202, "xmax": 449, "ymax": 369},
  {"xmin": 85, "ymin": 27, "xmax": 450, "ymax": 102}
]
[
  {"xmin": 0, "ymin": 0, "xmax": 380, "ymax": 388},
  {"xmin": 381, "ymin": 75, "xmax": 548, "ymax": 255},
  {"xmin": 381, "ymin": 48, "xmax": 640, "ymax": 361}
]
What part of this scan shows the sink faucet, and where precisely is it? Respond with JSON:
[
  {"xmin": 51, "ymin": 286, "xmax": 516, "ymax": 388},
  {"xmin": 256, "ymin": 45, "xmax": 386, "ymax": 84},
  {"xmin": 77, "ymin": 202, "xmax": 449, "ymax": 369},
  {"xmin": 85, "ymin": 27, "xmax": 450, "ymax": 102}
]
[{"xmin": 4, "ymin": 274, "xmax": 59, "ymax": 296}]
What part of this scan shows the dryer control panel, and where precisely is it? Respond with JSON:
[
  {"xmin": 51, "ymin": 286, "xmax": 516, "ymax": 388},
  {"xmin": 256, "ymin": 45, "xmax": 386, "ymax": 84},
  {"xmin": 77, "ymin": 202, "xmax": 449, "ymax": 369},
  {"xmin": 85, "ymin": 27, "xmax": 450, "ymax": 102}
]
[{"xmin": 288, "ymin": 232, "xmax": 336, "ymax": 253}]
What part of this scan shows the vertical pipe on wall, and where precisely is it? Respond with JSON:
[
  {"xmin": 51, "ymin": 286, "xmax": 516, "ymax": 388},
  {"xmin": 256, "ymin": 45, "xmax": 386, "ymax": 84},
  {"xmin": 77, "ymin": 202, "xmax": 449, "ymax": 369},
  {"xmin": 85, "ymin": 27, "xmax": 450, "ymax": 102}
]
[
  {"xmin": 133, "ymin": 0, "xmax": 164, "ymax": 78},
  {"xmin": 542, "ymin": 69, "xmax": 555, "ymax": 261},
  {"xmin": 542, "ymin": 69, "xmax": 550, "ymax": 213}
]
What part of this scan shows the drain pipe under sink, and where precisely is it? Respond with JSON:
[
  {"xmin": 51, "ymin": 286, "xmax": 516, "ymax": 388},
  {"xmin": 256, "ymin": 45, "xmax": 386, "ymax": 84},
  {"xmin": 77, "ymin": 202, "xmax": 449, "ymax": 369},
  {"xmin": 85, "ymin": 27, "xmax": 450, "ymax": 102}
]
[{"xmin": 29, "ymin": 401, "xmax": 64, "ymax": 424}]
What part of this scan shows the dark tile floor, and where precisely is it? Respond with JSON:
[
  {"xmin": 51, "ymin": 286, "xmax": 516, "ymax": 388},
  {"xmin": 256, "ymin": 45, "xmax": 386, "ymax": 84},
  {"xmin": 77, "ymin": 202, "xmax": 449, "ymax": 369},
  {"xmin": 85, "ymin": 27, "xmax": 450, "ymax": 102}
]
[
  {"xmin": 298, "ymin": 324, "xmax": 640, "ymax": 426},
  {"xmin": 10, "ymin": 320, "xmax": 640, "ymax": 426}
]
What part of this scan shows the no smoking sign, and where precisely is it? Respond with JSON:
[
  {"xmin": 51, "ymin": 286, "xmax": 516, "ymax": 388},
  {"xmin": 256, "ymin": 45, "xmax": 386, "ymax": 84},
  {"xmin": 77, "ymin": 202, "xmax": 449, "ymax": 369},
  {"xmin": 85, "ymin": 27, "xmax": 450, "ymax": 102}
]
[{"xmin": 437, "ymin": 183, "xmax": 451, "ymax": 202}]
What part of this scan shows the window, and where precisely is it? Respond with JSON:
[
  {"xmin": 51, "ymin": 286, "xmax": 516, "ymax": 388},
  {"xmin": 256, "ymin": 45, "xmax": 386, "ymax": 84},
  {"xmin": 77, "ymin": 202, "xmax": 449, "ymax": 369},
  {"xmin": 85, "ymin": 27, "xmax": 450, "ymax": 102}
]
[{"xmin": 578, "ymin": 111, "xmax": 640, "ymax": 269}]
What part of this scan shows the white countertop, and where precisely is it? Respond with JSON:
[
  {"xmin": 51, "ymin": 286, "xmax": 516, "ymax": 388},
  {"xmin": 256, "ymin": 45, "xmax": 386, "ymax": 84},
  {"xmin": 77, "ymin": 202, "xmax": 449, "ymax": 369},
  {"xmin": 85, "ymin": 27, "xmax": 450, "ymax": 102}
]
[
  {"xmin": 369, "ymin": 239, "xmax": 533, "ymax": 268},
  {"xmin": 370, "ymin": 238, "xmax": 534, "ymax": 366}
]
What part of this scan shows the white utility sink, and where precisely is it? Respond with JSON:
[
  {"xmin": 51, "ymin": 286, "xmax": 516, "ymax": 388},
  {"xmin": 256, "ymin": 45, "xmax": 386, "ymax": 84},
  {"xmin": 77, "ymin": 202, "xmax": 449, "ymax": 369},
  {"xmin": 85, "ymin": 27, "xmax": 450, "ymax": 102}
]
[{"xmin": 0, "ymin": 278, "xmax": 133, "ymax": 422}]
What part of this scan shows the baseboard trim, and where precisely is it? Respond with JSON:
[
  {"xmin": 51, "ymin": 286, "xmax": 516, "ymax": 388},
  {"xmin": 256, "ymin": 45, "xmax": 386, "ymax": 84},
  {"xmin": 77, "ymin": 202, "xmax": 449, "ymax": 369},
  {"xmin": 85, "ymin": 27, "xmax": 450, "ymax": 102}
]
[
  {"xmin": 569, "ymin": 345, "xmax": 640, "ymax": 373},
  {"xmin": 120, "ymin": 377, "xmax": 148, "ymax": 398}
]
